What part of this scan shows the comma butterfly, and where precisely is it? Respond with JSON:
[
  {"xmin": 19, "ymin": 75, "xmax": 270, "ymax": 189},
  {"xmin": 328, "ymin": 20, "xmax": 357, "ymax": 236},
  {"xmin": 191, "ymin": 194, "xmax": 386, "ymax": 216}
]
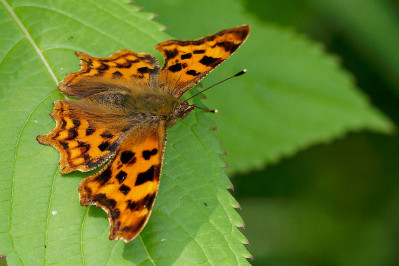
[{"xmin": 37, "ymin": 25, "xmax": 250, "ymax": 242}]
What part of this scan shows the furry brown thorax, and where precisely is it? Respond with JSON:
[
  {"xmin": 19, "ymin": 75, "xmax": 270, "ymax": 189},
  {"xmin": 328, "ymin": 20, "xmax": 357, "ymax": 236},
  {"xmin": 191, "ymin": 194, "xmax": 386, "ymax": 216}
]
[{"xmin": 75, "ymin": 91, "xmax": 194, "ymax": 128}]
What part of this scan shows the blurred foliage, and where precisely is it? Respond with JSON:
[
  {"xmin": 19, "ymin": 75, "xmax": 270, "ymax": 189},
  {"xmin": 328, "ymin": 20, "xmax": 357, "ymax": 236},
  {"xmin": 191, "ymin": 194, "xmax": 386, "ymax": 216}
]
[
  {"xmin": 140, "ymin": 0, "xmax": 399, "ymax": 265},
  {"xmin": 239, "ymin": 0, "xmax": 399, "ymax": 265}
]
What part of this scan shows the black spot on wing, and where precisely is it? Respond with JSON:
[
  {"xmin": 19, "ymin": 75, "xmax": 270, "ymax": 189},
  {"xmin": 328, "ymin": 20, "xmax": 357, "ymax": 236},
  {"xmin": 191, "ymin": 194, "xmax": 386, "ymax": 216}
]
[
  {"xmin": 168, "ymin": 63, "xmax": 182, "ymax": 73},
  {"xmin": 120, "ymin": 151, "xmax": 135, "ymax": 164},
  {"xmin": 119, "ymin": 184, "xmax": 131, "ymax": 195},
  {"xmin": 212, "ymin": 41, "xmax": 239, "ymax": 52},
  {"xmin": 164, "ymin": 49, "xmax": 179, "ymax": 59},
  {"xmin": 121, "ymin": 225, "xmax": 133, "ymax": 232},
  {"xmin": 181, "ymin": 53, "xmax": 192, "ymax": 59},
  {"xmin": 86, "ymin": 127, "xmax": 95, "ymax": 136},
  {"xmin": 126, "ymin": 193, "xmax": 156, "ymax": 211},
  {"xmin": 126, "ymin": 200, "xmax": 138, "ymax": 211},
  {"xmin": 199, "ymin": 56, "xmax": 220, "ymax": 66},
  {"xmin": 111, "ymin": 208, "xmax": 120, "ymax": 219},
  {"xmin": 116, "ymin": 171, "xmax": 127, "ymax": 184},
  {"xmin": 112, "ymin": 71, "xmax": 123, "ymax": 78},
  {"xmin": 59, "ymin": 141, "xmax": 68, "ymax": 150},
  {"xmin": 100, "ymin": 131, "xmax": 114, "ymax": 139},
  {"xmin": 92, "ymin": 193, "xmax": 117, "ymax": 210},
  {"xmin": 61, "ymin": 118, "xmax": 67, "ymax": 129},
  {"xmin": 94, "ymin": 168, "xmax": 112, "ymax": 185},
  {"xmin": 135, "ymin": 166, "xmax": 155, "ymax": 186},
  {"xmin": 73, "ymin": 119, "xmax": 81, "ymax": 127},
  {"xmin": 66, "ymin": 128, "xmax": 78, "ymax": 140},
  {"xmin": 137, "ymin": 67, "xmax": 150, "ymax": 74},
  {"xmin": 142, "ymin": 149, "xmax": 158, "ymax": 160},
  {"xmin": 186, "ymin": 70, "xmax": 200, "ymax": 76},
  {"xmin": 98, "ymin": 141, "xmax": 110, "ymax": 152}
]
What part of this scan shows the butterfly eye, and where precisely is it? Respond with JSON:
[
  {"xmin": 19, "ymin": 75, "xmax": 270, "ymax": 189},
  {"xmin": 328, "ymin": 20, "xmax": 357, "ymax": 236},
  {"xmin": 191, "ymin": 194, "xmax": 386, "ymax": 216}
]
[{"xmin": 173, "ymin": 103, "xmax": 195, "ymax": 119}]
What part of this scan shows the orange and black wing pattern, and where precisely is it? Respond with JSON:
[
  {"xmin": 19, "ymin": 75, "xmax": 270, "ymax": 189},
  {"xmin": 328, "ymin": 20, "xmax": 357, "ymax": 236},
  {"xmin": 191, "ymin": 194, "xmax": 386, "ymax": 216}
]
[
  {"xmin": 59, "ymin": 50, "xmax": 160, "ymax": 98},
  {"xmin": 36, "ymin": 100, "xmax": 128, "ymax": 174},
  {"xmin": 156, "ymin": 25, "xmax": 250, "ymax": 98},
  {"xmin": 79, "ymin": 122, "xmax": 166, "ymax": 242}
]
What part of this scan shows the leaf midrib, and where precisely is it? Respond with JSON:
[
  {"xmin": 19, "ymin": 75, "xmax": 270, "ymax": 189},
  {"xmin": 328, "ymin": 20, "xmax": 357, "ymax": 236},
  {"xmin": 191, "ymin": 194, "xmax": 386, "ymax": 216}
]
[
  {"xmin": 1, "ymin": 0, "xmax": 58, "ymax": 264},
  {"xmin": 1, "ymin": 0, "xmax": 58, "ymax": 84}
]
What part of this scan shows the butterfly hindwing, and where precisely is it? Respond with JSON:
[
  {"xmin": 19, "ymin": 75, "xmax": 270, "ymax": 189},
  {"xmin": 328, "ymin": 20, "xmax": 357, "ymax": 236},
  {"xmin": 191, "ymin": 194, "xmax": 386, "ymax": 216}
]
[
  {"xmin": 156, "ymin": 25, "xmax": 250, "ymax": 98},
  {"xmin": 78, "ymin": 121, "xmax": 166, "ymax": 242},
  {"xmin": 59, "ymin": 50, "xmax": 160, "ymax": 98},
  {"xmin": 37, "ymin": 100, "xmax": 128, "ymax": 174}
]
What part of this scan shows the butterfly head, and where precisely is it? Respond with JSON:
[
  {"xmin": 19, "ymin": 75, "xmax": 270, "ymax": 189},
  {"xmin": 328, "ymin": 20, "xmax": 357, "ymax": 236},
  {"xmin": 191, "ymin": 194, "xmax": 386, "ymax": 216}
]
[
  {"xmin": 166, "ymin": 100, "xmax": 194, "ymax": 127},
  {"xmin": 173, "ymin": 100, "xmax": 195, "ymax": 119}
]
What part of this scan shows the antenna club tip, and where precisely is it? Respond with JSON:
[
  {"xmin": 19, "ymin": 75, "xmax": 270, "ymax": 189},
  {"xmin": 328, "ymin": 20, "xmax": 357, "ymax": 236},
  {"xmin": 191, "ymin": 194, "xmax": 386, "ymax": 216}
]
[
  {"xmin": 235, "ymin": 69, "xmax": 247, "ymax": 77},
  {"xmin": 212, "ymin": 109, "xmax": 219, "ymax": 114}
]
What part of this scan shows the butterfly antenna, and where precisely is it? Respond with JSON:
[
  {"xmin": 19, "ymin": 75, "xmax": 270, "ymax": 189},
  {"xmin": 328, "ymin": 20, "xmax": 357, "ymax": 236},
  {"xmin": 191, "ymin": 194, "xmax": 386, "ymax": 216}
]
[
  {"xmin": 186, "ymin": 69, "xmax": 247, "ymax": 101},
  {"xmin": 194, "ymin": 105, "xmax": 218, "ymax": 113}
]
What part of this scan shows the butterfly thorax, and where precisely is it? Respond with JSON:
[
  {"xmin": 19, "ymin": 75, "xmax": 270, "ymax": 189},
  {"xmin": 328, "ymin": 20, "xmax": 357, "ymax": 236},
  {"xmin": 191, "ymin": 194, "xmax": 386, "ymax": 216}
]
[{"xmin": 82, "ymin": 91, "xmax": 194, "ymax": 127}]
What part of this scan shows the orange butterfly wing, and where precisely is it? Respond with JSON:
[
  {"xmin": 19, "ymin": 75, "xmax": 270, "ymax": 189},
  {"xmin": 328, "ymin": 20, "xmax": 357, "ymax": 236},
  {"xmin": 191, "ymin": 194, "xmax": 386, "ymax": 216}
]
[
  {"xmin": 156, "ymin": 25, "xmax": 250, "ymax": 98},
  {"xmin": 59, "ymin": 50, "xmax": 160, "ymax": 98},
  {"xmin": 37, "ymin": 100, "xmax": 129, "ymax": 174},
  {"xmin": 79, "ymin": 122, "xmax": 166, "ymax": 242}
]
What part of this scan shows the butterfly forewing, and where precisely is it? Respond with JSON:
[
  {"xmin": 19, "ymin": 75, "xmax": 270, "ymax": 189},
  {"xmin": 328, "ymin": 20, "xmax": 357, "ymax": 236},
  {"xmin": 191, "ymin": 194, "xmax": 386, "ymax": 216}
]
[
  {"xmin": 59, "ymin": 50, "xmax": 160, "ymax": 98},
  {"xmin": 78, "ymin": 121, "xmax": 166, "ymax": 242},
  {"xmin": 156, "ymin": 25, "xmax": 250, "ymax": 98}
]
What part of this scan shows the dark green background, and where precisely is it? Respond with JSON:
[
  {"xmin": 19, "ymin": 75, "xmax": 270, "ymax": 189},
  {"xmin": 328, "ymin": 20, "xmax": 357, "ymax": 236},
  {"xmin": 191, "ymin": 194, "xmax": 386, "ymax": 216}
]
[{"xmin": 239, "ymin": 1, "xmax": 399, "ymax": 264}]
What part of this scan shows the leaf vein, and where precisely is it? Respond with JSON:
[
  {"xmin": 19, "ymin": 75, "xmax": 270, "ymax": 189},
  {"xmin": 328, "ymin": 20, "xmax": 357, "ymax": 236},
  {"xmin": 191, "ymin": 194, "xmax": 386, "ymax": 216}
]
[
  {"xmin": 138, "ymin": 235, "xmax": 156, "ymax": 265},
  {"xmin": 44, "ymin": 165, "xmax": 60, "ymax": 265},
  {"xmin": 1, "ymin": 0, "xmax": 58, "ymax": 84}
]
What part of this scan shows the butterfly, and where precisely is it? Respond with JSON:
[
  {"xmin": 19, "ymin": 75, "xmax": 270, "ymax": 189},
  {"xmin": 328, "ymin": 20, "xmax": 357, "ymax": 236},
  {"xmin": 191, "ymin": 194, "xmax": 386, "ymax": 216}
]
[{"xmin": 37, "ymin": 25, "xmax": 250, "ymax": 242}]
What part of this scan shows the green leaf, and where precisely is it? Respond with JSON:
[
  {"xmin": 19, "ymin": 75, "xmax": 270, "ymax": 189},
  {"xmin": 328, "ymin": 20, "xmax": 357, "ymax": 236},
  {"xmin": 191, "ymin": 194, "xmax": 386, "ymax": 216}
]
[
  {"xmin": 139, "ymin": 0, "xmax": 394, "ymax": 174},
  {"xmin": 0, "ymin": 0, "xmax": 250, "ymax": 265},
  {"xmin": 308, "ymin": 0, "xmax": 399, "ymax": 97}
]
